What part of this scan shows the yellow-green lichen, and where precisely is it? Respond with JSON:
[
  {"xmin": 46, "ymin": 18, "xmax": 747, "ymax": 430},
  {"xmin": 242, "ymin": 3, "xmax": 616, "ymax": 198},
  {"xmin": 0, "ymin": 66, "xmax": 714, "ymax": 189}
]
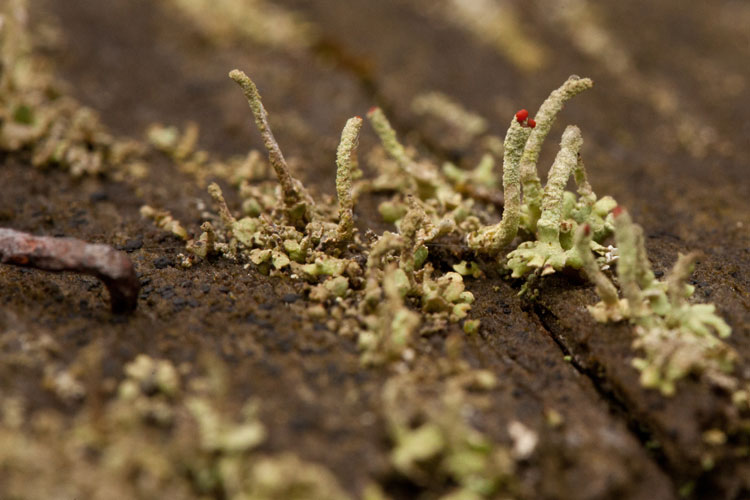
[
  {"xmin": 0, "ymin": 0, "xmax": 143, "ymax": 177},
  {"xmin": 382, "ymin": 372, "xmax": 519, "ymax": 499},
  {"xmin": 229, "ymin": 69, "xmax": 317, "ymax": 228},
  {"xmin": 140, "ymin": 205, "xmax": 189, "ymax": 241},
  {"xmin": 577, "ymin": 209, "xmax": 736, "ymax": 395},
  {"xmin": 334, "ymin": 116, "xmax": 363, "ymax": 243}
]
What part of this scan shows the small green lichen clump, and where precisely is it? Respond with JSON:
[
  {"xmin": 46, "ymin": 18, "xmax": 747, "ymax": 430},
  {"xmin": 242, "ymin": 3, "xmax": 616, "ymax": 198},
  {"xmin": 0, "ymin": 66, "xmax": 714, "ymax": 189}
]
[
  {"xmin": 0, "ymin": 0, "xmax": 143, "ymax": 176},
  {"xmin": 383, "ymin": 369, "xmax": 521, "ymax": 499},
  {"xmin": 143, "ymin": 69, "xmax": 479, "ymax": 366},
  {"xmin": 575, "ymin": 209, "xmax": 736, "ymax": 396}
]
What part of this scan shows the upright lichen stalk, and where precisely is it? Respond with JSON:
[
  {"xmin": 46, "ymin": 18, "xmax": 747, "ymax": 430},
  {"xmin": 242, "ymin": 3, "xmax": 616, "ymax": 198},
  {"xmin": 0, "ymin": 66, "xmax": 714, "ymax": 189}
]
[
  {"xmin": 229, "ymin": 69, "xmax": 315, "ymax": 227},
  {"xmin": 535, "ymin": 125, "xmax": 583, "ymax": 245},
  {"xmin": 335, "ymin": 116, "xmax": 363, "ymax": 243},
  {"xmin": 366, "ymin": 107, "xmax": 412, "ymax": 173},
  {"xmin": 611, "ymin": 208, "xmax": 652, "ymax": 318}
]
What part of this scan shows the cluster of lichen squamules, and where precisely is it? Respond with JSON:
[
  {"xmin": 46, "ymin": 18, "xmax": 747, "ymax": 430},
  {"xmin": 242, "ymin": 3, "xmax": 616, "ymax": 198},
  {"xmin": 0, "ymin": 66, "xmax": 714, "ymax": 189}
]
[
  {"xmin": 2, "ymin": 0, "xmax": 748, "ymax": 497},
  {"xmin": 140, "ymin": 65, "xmax": 739, "ymax": 401},
  {"xmin": 0, "ymin": 342, "xmax": 354, "ymax": 499}
]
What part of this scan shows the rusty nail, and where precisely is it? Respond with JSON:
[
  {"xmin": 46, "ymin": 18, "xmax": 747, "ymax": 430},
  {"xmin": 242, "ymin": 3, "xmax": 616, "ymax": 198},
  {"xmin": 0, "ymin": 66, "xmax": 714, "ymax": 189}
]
[{"xmin": 0, "ymin": 228, "xmax": 140, "ymax": 314}]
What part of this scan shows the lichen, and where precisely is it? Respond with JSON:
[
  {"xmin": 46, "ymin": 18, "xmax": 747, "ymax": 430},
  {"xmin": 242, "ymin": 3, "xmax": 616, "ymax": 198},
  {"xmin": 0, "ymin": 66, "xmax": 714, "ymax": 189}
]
[
  {"xmin": 466, "ymin": 76, "xmax": 616, "ymax": 282},
  {"xmin": 383, "ymin": 371, "xmax": 519, "ymax": 499},
  {"xmin": 4, "ymin": 1, "xmax": 746, "ymax": 497},
  {"xmin": 518, "ymin": 76, "xmax": 594, "ymax": 230},
  {"xmin": 137, "ymin": 67, "xmax": 738, "ymax": 396},
  {"xmin": 576, "ymin": 209, "xmax": 736, "ymax": 395},
  {"xmin": 0, "ymin": 352, "xmax": 351, "ymax": 499},
  {"xmin": 411, "ymin": 90, "xmax": 488, "ymax": 149},
  {"xmin": 135, "ymin": 70, "xmax": 485, "ymax": 366},
  {"xmin": 229, "ymin": 69, "xmax": 317, "ymax": 228},
  {"xmin": 131, "ymin": 61, "xmax": 739, "ymax": 402},
  {"xmin": 334, "ymin": 116, "xmax": 363, "ymax": 243},
  {"xmin": 0, "ymin": 0, "xmax": 143, "ymax": 177},
  {"xmin": 465, "ymin": 114, "xmax": 530, "ymax": 255}
]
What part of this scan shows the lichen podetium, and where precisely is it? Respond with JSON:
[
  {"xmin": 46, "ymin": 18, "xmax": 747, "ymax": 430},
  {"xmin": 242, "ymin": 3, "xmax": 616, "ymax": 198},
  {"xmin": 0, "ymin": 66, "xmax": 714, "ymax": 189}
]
[
  {"xmin": 334, "ymin": 116, "xmax": 363, "ymax": 243},
  {"xmin": 229, "ymin": 69, "xmax": 317, "ymax": 228}
]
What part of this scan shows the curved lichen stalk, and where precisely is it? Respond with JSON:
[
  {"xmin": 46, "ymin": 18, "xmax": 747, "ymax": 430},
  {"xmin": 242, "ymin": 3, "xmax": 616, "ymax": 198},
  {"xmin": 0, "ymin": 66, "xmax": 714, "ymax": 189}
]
[
  {"xmin": 574, "ymin": 223, "xmax": 624, "ymax": 322},
  {"xmin": 466, "ymin": 117, "xmax": 531, "ymax": 254},
  {"xmin": 520, "ymin": 76, "xmax": 593, "ymax": 232},
  {"xmin": 229, "ymin": 69, "xmax": 316, "ymax": 228}
]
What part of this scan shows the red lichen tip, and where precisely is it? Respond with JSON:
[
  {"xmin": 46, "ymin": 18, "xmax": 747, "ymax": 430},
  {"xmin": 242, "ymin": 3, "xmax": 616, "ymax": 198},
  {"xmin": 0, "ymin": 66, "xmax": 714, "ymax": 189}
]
[
  {"xmin": 355, "ymin": 115, "xmax": 362, "ymax": 120},
  {"xmin": 612, "ymin": 205, "xmax": 624, "ymax": 218},
  {"xmin": 527, "ymin": 118, "xmax": 536, "ymax": 128},
  {"xmin": 583, "ymin": 224, "xmax": 591, "ymax": 236},
  {"xmin": 515, "ymin": 109, "xmax": 529, "ymax": 123},
  {"xmin": 367, "ymin": 106, "xmax": 379, "ymax": 115}
]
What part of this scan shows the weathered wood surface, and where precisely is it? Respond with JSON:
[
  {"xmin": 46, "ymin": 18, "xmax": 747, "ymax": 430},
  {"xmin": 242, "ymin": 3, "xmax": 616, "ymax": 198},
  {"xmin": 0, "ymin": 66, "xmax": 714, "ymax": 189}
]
[{"xmin": 0, "ymin": 0, "xmax": 747, "ymax": 498}]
